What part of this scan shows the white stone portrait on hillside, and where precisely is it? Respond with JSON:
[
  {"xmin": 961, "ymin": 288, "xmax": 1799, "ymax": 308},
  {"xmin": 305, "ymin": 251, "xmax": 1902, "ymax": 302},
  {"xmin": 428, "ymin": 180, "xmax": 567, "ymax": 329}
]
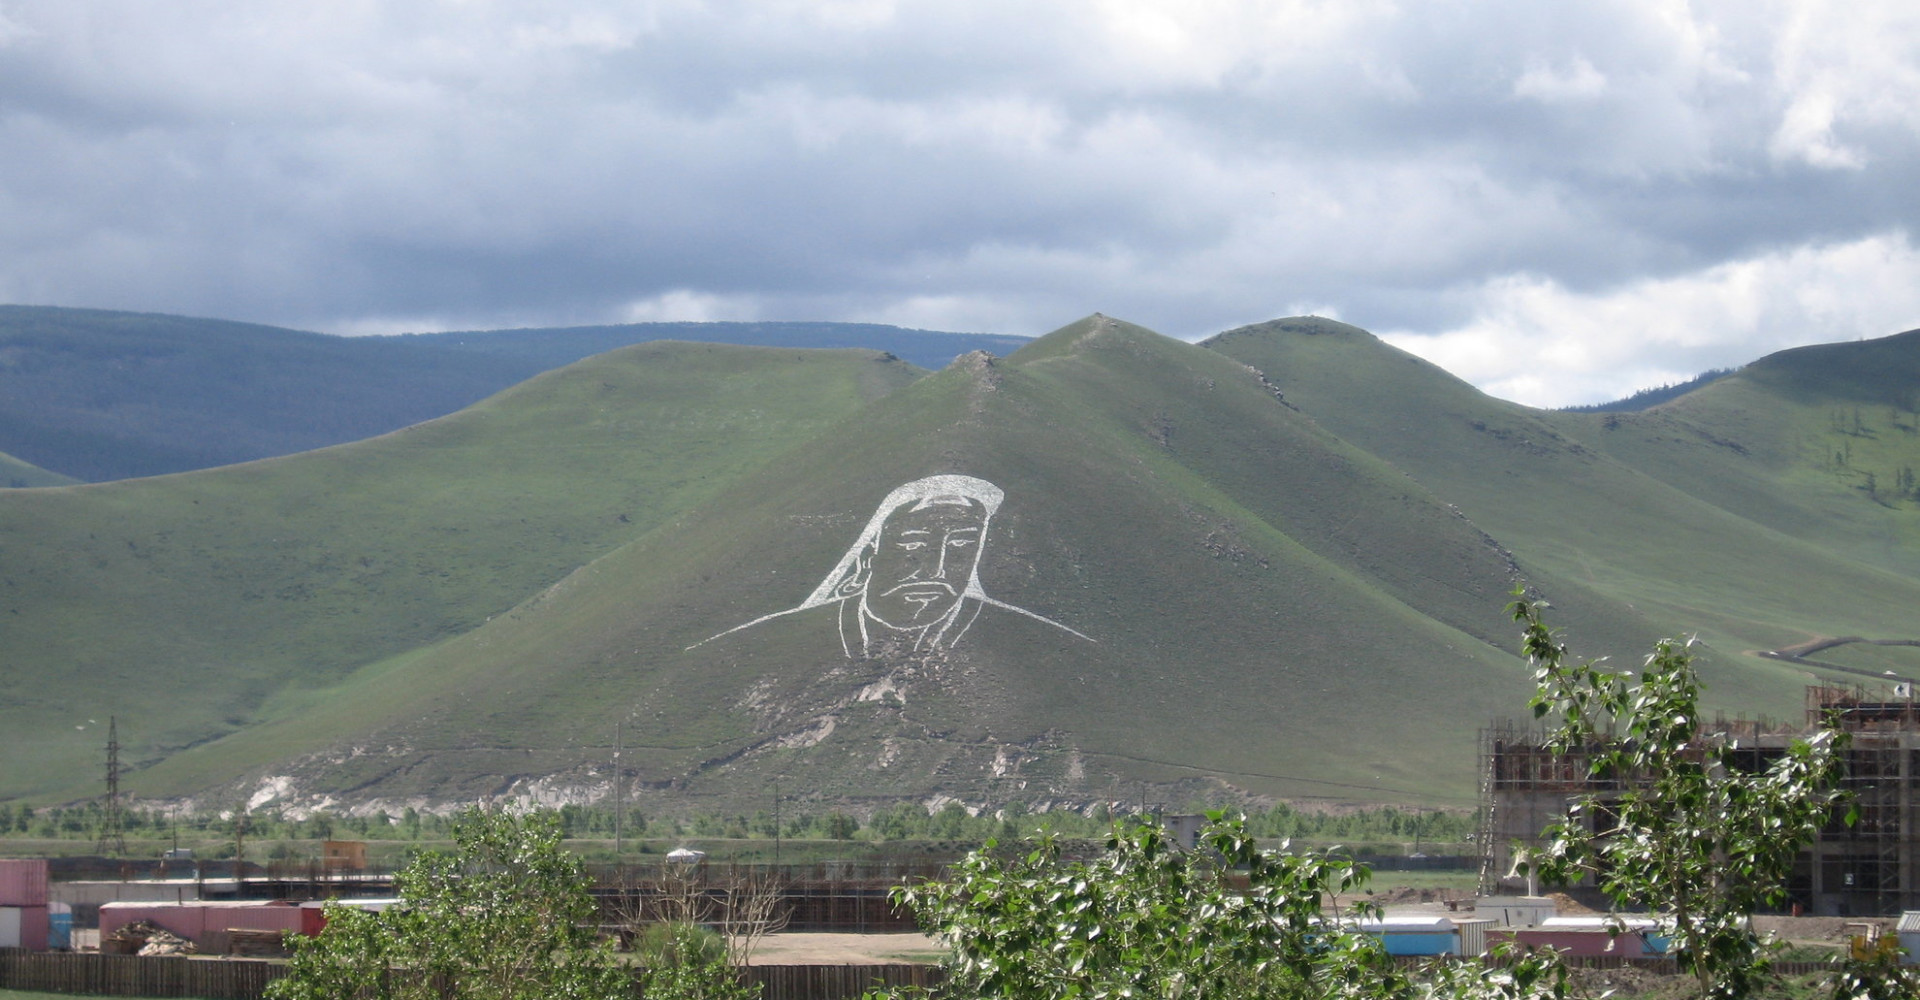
[{"xmin": 692, "ymin": 474, "xmax": 1091, "ymax": 657}]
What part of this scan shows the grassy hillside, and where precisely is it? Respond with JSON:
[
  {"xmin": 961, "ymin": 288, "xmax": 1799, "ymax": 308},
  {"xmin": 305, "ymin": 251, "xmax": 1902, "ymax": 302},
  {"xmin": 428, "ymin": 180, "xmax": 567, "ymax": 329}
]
[
  {"xmin": 134, "ymin": 318, "xmax": 1541, "ymax": 813},
  {"xmin": 1204, "ymin": 318, "xmax": 1920, "ymax": 710},
  {"xmin": 0, "ymin": 342, "xmax": 922, "ymax": 800},
  {"xmin": 0, "ymin": 450, "xmax": 75, "ymax": 488},
  {"xmin": 0, "ymin": 306, "xmax": 1020, "ymax": 483},
  {"xmin": 1559, "ymin": 329, "xmax": 1920, "ymax": 586},
  {"xmin": 14, "ymin": 314, "xmax": 1920, "ymax": 813}
]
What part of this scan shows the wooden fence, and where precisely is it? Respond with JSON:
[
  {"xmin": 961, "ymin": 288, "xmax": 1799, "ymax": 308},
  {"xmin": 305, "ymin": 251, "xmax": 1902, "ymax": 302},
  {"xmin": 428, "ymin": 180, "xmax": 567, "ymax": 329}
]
[
  {"xmin": 0, "ymin": 949, "xmax": 1855, "ymax": 998},
  {"xmin": 0, "ymin": 951, "xmax": 285, "ymax": 999},
  {"xmin": 0, "ymin": 951, "xmax": 942, "ymax": 1000}
]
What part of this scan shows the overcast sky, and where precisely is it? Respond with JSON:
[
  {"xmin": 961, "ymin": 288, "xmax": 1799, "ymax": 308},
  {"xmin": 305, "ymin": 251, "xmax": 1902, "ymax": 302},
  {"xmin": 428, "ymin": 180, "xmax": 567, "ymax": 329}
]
[{"xmin": 3, "ymin": 1, "xmax": 1917, "ymax": 405}]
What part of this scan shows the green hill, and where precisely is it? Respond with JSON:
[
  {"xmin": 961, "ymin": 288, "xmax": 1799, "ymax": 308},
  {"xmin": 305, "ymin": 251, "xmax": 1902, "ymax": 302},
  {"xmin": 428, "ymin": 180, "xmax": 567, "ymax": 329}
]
[
  {"xmin": 0, "ymin": 342, "xmax": 922, "ymax": 800},
  {"xmin": 1204, "ymin": 318, "xmax": 1920, "ymax": 699},
  {"xmin": 1555, "ymin": 329, "xmax": 1920, "ymax": 611},
  {"xmin": 0, "ymin": 306, "xmax": 1022, "ymax": 483},
  {"xmin": 0, "ymin": 450, "xmax": 76, "ymax": 489},
  {"xmin": 129, "ymin": 317, "xmax": 1533, "ymax": 812},
  {"xmin": 8, "ymin": 315, "xmax": 1920, "ymax": 815}
]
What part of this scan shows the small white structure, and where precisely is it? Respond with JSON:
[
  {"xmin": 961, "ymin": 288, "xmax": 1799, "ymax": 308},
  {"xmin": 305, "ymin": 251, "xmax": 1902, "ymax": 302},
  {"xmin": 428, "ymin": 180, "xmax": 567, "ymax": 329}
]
[
  {"xmin": 665, "ymin": 847, "xmax": 707, "ymax": 864},
  {"xmin": 1897, "ymin": 911, "xmax": 1920, "ymax": 965},
  {"xmin": 1452, "ymin": 917, "xmax": 1496, "ymax": 957},
  {"xmin": 1477, "ymin": 895, "xmax": 1556, "ymax": 928}
]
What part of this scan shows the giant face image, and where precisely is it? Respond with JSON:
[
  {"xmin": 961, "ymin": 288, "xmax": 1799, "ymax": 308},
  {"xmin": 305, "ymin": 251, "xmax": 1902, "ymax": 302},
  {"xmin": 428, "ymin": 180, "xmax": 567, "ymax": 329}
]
[{"xmin": 861, "ymin": 496, "xmax": 988, "ymax": 629}]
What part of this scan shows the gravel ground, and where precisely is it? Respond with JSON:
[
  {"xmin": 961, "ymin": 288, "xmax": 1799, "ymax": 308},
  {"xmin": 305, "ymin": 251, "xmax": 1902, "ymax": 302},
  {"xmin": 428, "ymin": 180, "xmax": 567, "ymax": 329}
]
[{"xmin": 741, "ymin": 932, "xmax": 942, "ymax": 966}]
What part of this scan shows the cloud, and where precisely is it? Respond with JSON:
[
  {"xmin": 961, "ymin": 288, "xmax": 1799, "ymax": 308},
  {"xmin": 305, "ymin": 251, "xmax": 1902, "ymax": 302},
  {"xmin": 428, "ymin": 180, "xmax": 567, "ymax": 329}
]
[
  {"xmin": 1382, "ymin": 232, "xmax": 1920, "ymax": 406},
  {"xmin": 619, "ymin": 289, "xmax": 755, "ymax": 324},
  {"xmin": 0, "ymin": 1, "xmax": 1915, "ymax": 404},
  {"xmin": 1512, "ymin": 57, "xmax": 1608, "ymax": 103}
]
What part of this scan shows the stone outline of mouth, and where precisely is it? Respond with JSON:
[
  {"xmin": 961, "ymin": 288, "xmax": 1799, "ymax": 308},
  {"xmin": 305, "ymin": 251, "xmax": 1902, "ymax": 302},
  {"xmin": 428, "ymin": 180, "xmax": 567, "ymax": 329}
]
[{"xmin": 880, "ymin": 581, "xmax": 957, "ymax": 598}]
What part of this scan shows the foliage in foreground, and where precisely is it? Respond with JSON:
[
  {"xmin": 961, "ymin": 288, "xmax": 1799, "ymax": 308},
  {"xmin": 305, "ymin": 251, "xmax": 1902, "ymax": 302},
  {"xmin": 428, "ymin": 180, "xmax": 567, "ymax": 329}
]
[
  {"xmin": 878, "ymin": 815, "xmax": 1566, "ymax": 1000},
  {"xmin": 871, "ymin": 596, "xmax": 1920, "ymax": 1000},
  {"xmin": 267, "ymin": 807, "xmax": 757, "ymax": 1000},
  {"xmin": 1511, "ymin": 593, "xmax": 1852, "ymax": 1000},
  {"xmin": 268, "ymin": 808, "xmax": 635, "ymax": 1000}
]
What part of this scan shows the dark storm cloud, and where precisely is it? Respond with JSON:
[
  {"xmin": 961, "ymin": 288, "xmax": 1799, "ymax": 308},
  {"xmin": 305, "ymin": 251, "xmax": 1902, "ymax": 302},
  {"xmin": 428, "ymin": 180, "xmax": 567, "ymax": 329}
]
[{"xmin": 1, "ymin": 1, "xmax": 1917, "ymax": 404}]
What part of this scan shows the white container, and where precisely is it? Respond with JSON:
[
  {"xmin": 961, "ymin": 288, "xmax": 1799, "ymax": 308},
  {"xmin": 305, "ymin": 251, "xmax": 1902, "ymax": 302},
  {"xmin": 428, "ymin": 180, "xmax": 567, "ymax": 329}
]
[
  {"xmin": 1453, "ymin": 917, "xmax": 1496, "ymax": 956},
  {"xmin": 1477, "ymin": 895, "xmax": 1556, "ymax": 928},
  {"xmin": 1896, "ymin": 911, "xmax": 1920, "ymax": 965}
]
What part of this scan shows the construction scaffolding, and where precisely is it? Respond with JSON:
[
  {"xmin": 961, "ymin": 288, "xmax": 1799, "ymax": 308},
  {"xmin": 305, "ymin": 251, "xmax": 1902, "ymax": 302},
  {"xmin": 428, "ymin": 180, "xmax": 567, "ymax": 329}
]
[
  {"xmin": 1478, "ymin": 686, "xmax": 1920, "ymax": 916},
  {"xmin": 1801, "ymin": 685, "xmax": 1919, "ymax": 915}
]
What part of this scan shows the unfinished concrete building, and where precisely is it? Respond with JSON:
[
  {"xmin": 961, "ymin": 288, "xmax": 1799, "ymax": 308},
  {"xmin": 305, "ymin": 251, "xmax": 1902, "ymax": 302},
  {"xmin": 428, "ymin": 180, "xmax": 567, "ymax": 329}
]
[{"xmin": 1478, "ymin": 685, "xmax": 1920, "ymax": 916}]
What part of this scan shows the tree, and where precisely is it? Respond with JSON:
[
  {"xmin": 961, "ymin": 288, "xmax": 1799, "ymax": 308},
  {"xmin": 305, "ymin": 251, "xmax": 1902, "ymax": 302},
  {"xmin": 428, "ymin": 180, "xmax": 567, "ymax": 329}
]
[
  {"xmin": 609, "ymin": 861, "xmax": 776, "ymax": 1000},
  {"xmin": 269, "ymin": 808, "xmax": 634, "ymax": 1000},
  {"xmin": 1512, "ymin": 592, "xmax": 1850, "ymax": 1000},
  {"xmin": 884, "ymin": 816, "xmax": 1564, "ymax": 1000}
]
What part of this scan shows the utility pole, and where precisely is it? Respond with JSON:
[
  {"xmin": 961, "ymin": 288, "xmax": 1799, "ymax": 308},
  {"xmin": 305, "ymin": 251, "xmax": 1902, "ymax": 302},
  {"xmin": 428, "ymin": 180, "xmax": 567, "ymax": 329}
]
[
  {"xmin": 96, "ymin": 716, "xmax": 126, "ymax": 856},
  {"xmin": 232, "ymin": 812, "xmax": 250, "ymax": 887},
  {"xmin": 772, "ymin": 780, "xmax": 782, "ymax": 866},
  {"xmin": 613, "ymin": 720, "xmax": 624, "ymax": 861}
]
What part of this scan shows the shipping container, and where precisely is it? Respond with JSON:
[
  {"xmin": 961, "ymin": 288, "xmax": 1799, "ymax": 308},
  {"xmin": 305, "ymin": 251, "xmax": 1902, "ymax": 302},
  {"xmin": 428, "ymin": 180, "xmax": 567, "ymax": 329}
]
[
  {"xmin": 1494, "ymin": 915, "xmax": 1667, "ymax": 958},
  {"xmin": 49, "ymin": 901, "xmax": 72, "ymax": 950},
  {"xmin": 1350, "ymin": 914, "xmax": 1461, "ymax": 956},
  {"xmin": 0, "ymin": 905, "xmax": 50, "ymax": 951},
  {"xmin": 297, "ymin": 898, "xmax": 401, "ymax": 937},
  {"xmin": 99, "ymin": 899, "xmax": 306, "ymax": 949},
  {"xmin": 0, "ymin": 859, "xmax": 50, "ymax": 906}
]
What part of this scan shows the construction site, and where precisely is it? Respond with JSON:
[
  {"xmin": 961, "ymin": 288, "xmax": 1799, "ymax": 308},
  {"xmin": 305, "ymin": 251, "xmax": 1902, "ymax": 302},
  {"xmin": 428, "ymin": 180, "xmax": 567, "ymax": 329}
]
[{"xmin": 1478, "ymin": 685, "xmax": 1920, "ymax": 916}]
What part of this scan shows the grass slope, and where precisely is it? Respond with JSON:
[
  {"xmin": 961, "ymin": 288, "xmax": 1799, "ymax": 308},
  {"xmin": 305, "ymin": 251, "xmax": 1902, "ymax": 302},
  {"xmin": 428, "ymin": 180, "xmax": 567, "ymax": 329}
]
[
  {"xmin": 0, "ymin": 449, "xmax": 75, "ymax": 488},
  {"xmin": 0, "ymin": 306, "xmax": 1023, "ymax": 483},
  {"xmin": 21, "ymin": 315, "xmax": 1920, "ymax": 812},
  {"xmin": 1560, "ymin": 329, "xmax": 1920, "ymax": 585},
  {"xmin": 1205, "ymin": 318, "xmax": 1920, "ymax": 715},
  {"xmin": 140, "ymin": 318, "xmax": 1536, "ymax": 812},
  {"xmin": 0, "ymin": 343, "xmax": 922, "ymax": 801}
]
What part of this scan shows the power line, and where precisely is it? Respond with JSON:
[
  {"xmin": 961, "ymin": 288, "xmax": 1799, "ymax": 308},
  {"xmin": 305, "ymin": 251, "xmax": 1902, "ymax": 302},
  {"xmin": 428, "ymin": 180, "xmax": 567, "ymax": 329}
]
[{"xmin": 96, "ymin": 716, "xmax": 127, "ymax": 856}]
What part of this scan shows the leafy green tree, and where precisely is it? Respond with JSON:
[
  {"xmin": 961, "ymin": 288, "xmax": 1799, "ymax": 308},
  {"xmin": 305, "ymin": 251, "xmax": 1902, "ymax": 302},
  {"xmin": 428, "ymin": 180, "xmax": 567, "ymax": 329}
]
[
  {"xmin": 269, "ymin": 808, "xmax": 635, "ymax": 1000},
  {"xmin": 1512, "ymin": 593, "xmax": 1850, "ymax": 1000},
  {"xmin": 886, "ymin": 815, "xmax": 1564, "ymax": 1000},
  {"xmin": 823, "ymin": 811, "xmax": 858, "ymax": 840}
]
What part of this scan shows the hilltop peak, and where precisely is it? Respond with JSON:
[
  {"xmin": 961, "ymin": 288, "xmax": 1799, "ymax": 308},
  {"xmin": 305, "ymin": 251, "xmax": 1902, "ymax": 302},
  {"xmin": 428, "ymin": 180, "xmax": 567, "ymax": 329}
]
[
  {"xmin": 1006, "ymin": 314, "xmax": 1175, "ymax": 366},
  {"xmin": 1731, "ymin": 326, "xmax": 1920, "ymax": 407},
  {"xmin": 1202, "ymin": 315, "xmax": 1377, "ymax": 348}
]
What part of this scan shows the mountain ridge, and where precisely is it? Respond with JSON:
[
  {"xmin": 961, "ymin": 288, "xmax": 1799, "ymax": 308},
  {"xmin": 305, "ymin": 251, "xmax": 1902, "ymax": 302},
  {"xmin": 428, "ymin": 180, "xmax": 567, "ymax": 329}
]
[
  {"xmin": 0, "ymin": 305, "xmax": 1020, "ymax": 482},
  {"xmin": 6, "ymin": 314, "xmax": 1920, "ymax": 814}
]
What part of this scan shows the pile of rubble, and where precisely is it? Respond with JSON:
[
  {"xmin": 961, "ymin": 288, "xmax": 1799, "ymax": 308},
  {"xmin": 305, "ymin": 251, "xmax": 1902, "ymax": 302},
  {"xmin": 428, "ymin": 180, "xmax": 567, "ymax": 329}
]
[{"xmin": 105, "ymin": 920, "xmax": 197, "ymax": 957}]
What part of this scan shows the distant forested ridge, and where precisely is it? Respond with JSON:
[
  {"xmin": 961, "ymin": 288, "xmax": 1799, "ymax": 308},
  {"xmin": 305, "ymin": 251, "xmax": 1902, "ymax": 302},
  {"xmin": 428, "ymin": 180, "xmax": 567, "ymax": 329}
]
[
  {"xmin": 0, "ymin": 306, "xmax": 1020, "ymax": 482},
  {"xmin": 407, "ymin": 320, "xmax": 1028, "ymax": 372},
  {"xmin": 1560, "ymin": 367, "xmax": 1738, "ymax": 412}
]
